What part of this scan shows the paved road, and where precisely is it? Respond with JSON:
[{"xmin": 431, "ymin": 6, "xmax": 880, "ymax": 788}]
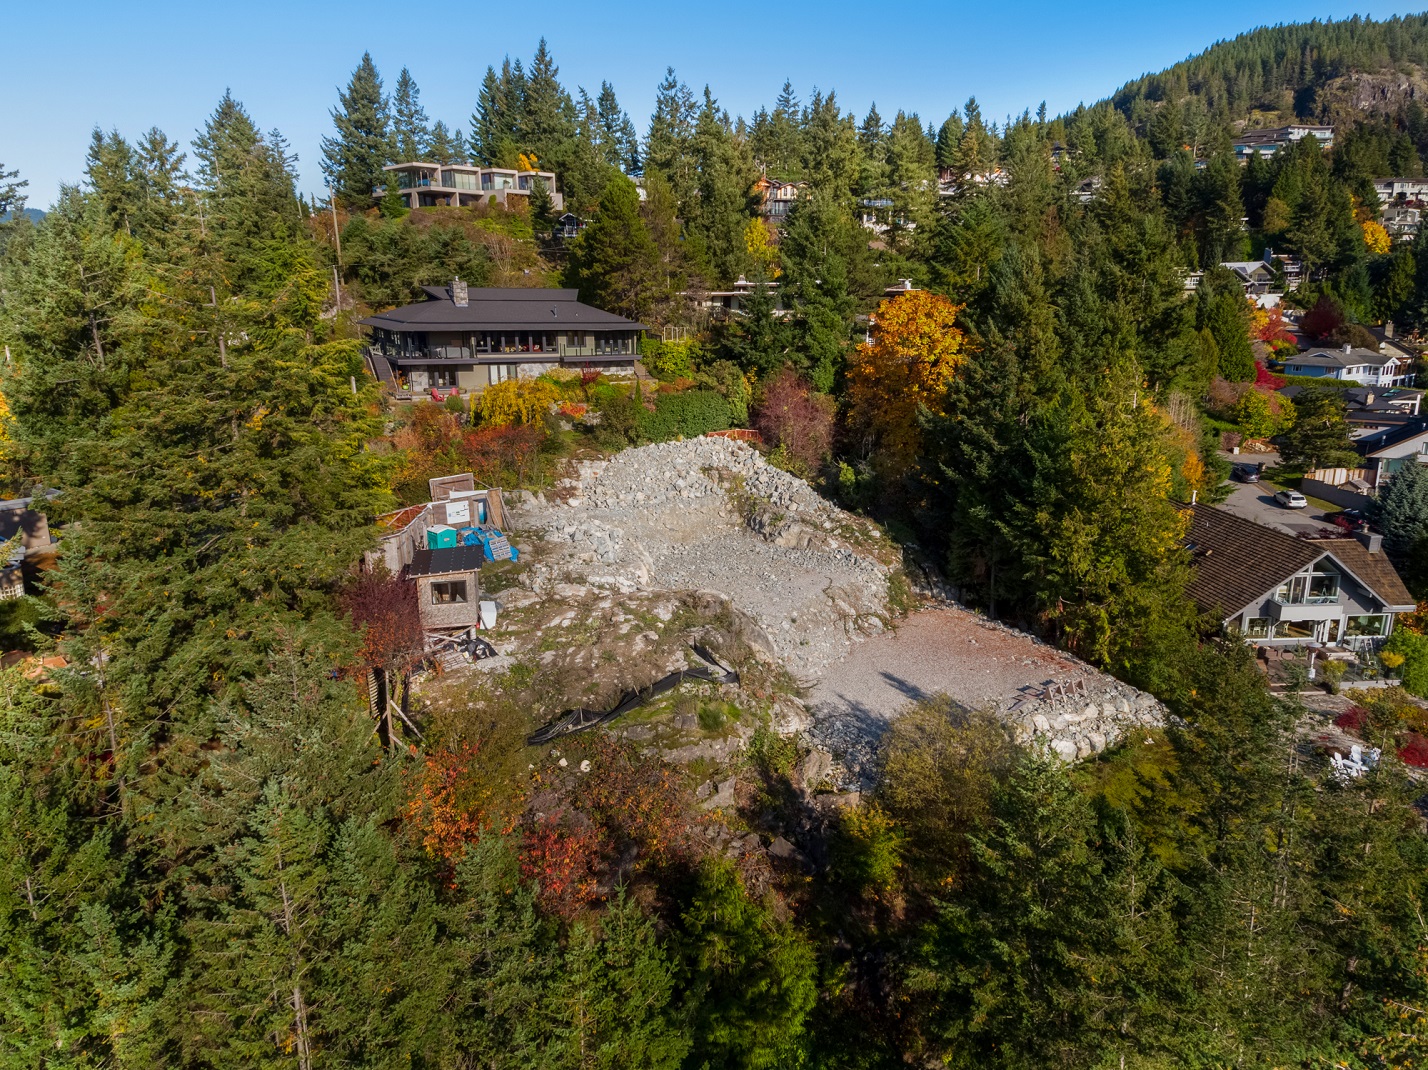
[{"xmin": 1216, "ymin": 451, "xmax": 1338, "ymax": 535}]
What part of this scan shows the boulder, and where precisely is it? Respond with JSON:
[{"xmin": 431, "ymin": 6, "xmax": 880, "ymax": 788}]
[{"xmin": 1050, "ymin": 738, "xmax": 1079, "ymax": 763}]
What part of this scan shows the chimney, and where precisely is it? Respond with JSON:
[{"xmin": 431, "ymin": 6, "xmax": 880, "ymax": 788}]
[
  {"xmin": 1343, "ymin": 343, "xmax": 1352, "ymax": 355},
  {"xmin": 1385, "ymin": 319, "xmax": 1395, "ymax": 340},
  {"xmin": 452, "ymin": 278, "xmax": 469, "ymax": 307},
  {"xmin": 1356, "ymin": 530, "xmax": 1384, "ymax": 554}
]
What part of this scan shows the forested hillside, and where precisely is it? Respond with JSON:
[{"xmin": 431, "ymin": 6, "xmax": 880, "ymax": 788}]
[
  {"xmin": 1113, "ymin": 14, "xmax": 1428, "ymax": 123},
  {"xmin": 2, "ymin": 12, "xmax": 1428, "ymax": 1069}
]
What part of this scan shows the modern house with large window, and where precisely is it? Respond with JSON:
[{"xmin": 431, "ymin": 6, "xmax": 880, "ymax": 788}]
[
  {"xmin": 360, "ymin": 280, "xmax": 645, "ymax": 396},
  {"xmin": 1184, "ymin": 504, "xmax": 1415, "ymax": 649},
  {"xmin": 376, "ymin": 162, "xmax": 564, "ymax": 211}
]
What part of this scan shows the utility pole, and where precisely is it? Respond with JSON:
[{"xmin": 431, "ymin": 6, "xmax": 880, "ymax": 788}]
[{"xmin": 327, "ymin": 183, "xmax": 343, "ymax": 312}]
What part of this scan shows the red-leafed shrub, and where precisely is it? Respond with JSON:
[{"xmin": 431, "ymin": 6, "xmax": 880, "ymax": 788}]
[
  {"xmin": 1254, "ymin": 362, "xmax": 1287, "ymax": 390},
  {"xmin": 1333, "ymin": 705, "xmax": 1369, "ymax": 732},
  {"xmin": 520, "ymin": 810, "xmax": 608, "ymax": 917},
  {"xmin": 752, "ymin": 370, "xmax": 835, "ymax": 477},
  {"xmin": 403, "ymin": 742, "xmax": 495, "ymax": 862},
  {"xmin": 341, "ymin": 568, "xmax": 424, "ymax": 674},
  {"xmin": 1397, "ymin": 731, "xmax": 1428, "ymax": 768}
]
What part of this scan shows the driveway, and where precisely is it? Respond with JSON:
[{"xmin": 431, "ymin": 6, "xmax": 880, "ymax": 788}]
[{"xmin": 1216, "ymin": 451, "xmax": 1338, "ymax": 535}]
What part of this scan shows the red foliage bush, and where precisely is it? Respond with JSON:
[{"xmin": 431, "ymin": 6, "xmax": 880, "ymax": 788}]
[
  {"xmin": 1254, "ymin": 362, "xmax": 1287, "ymax": 390},
  {"xmin": 340, "ymin": 569, "xmax": 424, "ymax": 672},
  {"xmin": 1333, "ymin": 706, "xmax": 1369, "ymax": 732},
  {"xmin": 519, "ymin": 810, "xmax": 608, "ymax": 917},
  {"xmin": 1300, "ymin": 294, "xmax": 1346, "ymax": 341},
  {"xmin": 403, "ymin": 743, "xmax": 495, "ymax": 862},
  {"xmin": 1397, "ymin": 732, "xmax": 1428, "ymax": 769},
  {"xmin": 752, "ymin": 370, "xmax": 835, "ymax": 475},
  {"xmin": 457, "ymin": 422, "xmax": 545, "ymax": 485}
]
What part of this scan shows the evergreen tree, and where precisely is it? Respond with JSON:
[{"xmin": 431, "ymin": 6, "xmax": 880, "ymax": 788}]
[
  {"xmin": 686, "ymin": 87, "xmax": 757, "ymax": 285},
  {"xmin": 678, "ymin": 860, "xmax": 819, "ymax": 1069},
  {"xmin": 1280, "ymin": 385, "xmax": 1358, "ymax": 470},
  {"xmin": 84, "ymin": 127, "xmax": 138, "ymax": 233},
  {"xmin": 565, "ymin": 173, "xmax": 660, "ymax": 320},
  {"xmin": 391, "ymin": 67, "xmax": 431, "ymax": 161},
  {"xmin": 935, "ymin": 110, "xmax": 964, "ymax": 169},
  {"xmin": 522, "ymin": 39, "xmax": 576, "ymax": 167},
  {"xmin": 799, "ymin": 90, "xmax": 859, "ymax": 203},
  {"xmin": 320, "ymin": 53, "xmax": 392, "ymax": 209},
  {"xmin": 425, "ymin": 120, "xmax": 466, "ymax": 165},
  {"xmin": 644, "ymin": 67, "xmax": 698, "ymax": 205},
  {"xmin": 472, "ymin": 58, "xmax": 526, "ymax": 167},
  {"xmin": 1368, "ymin": 459, "xmax": 1428, "ymax": 561},
  {"xmin": 596, "ymin": 80, "xmax": 639, "ymax": 173},
  {"xmin": 780, "ymin": 190, "xmax": 864, "ymax": 390}
]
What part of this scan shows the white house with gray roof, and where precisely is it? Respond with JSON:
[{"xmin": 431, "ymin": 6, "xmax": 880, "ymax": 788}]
[{"xmin": 1282, "ymin": 345, "xmax": 1416, "ymax": 388}]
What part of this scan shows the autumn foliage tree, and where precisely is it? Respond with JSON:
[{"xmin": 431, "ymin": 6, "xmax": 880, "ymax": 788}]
[
  {"xmin": 752, "ymin": 369, "xmax": 835, "ymax": 477},
  {"xmin": 847, "ymin": 290, "xmax": 967, "ymax": 476}
]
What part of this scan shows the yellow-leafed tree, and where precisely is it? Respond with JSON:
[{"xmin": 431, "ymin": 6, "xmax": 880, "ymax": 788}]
[
  {"xmin": 1362, "ymin": 219, "xmax": 1391, "ymax": 255},
  {"xmin": 847, "ymin": 291, "xmax": 967, "ymax": 476}
]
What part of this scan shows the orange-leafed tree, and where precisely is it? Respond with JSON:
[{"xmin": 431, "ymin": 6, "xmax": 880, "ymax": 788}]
[
  {"xmin": 847, "ymin": 290, "xmax": 967, "ymax": 476},
  {"xmin": 1362, "ymin": 218, "xmax": 1391, "ymax": 255}
]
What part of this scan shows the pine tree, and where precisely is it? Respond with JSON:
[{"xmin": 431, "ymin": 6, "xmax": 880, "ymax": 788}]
[
  {"xmin": 522, "ymin": 39, "xmax": 576, "ymax": 166},
  {"xmin": 678, "ymin": 860, "xmax": 819, "ymax": 1069},
  {"xmin": 565, "ymin": 173, "xmax": 660, "ymax": 320},
  {"xmin": 686, "ymin": 87, "xmax": 757, "ymax": 285},
  {"xmin": 596, "ymin": 81, "xmax": 639, "ymax": 172},
  {"xmin": 391, "ymin": 67, "xmax": 431, "ymax": 161},
  {"xmin": 320, "ymin": 53, "xmax": 391, "ymax": 209},
  {"xmin": 1368, "ymin": 458, "xmax": 1428, "ymax": 561},
  {"xmin": 935, "ymin": 111, "xmax": 964, "ymax": 169}
]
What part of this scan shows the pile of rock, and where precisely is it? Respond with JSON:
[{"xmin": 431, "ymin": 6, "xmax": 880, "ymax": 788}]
[
  {"xmin": 1008, "ymin": 683, "xmax": 1168, "ymax": 762},
  {"xmin": 509, "ymin": 438, "xmax": 898, "ymax": 680}
]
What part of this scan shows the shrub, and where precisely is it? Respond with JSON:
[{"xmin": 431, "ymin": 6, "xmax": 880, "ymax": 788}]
[
  {"xmin": 636, "ymin": 389, "xmax": 732, "ymax": 441},
  {"xmin": 639, "ymin": 338, "xmax": 700, "ymax": 381},
  {"xmin": 1232, "ymin": 388, "xmax": 1293, "ymax": 440},
  {"xmin": 1333, "ymin": 705, "xmax": 1369, "ymax": 732},
  {"xmin": 1397, "ymin": 731, "xmax": 1428, "ymax": 768},
  {"xmin": 752, "ymin": 370, "xmax": 835, "ymax": 478},
  {"xmin": 829, "ymin": 805, "xmax": 904, "ymax": 897},
  {"xmin": 474, "ymin": 378, "xmax": 560, "ymax": 427},
  {"xmin": 1382, "ymin": 628, "xmax": 1428, "ymax": 698}
]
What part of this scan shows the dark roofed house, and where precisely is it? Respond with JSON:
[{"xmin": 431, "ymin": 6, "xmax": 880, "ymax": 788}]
[
  {"xmin": 1184, "ymin": 504, "xmax": 1415, "ymax": 650},
  {"xmin": 1354, "ymin": 417, "xmax": 1428, "ymax": 484},
  {"xmin": 360, "ymin": 280, "xmax": 646, "ymax": 398}
]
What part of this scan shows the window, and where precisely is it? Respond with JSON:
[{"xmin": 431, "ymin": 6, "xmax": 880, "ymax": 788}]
[
  {"xmin": 1245, "ymin": 617, "xmax": 1273, "ymax": 639},
  {"xmin": 446, "ymin": 170, "xmax": 479, "ymax": 190},
  {"xmin": 490, "ymin": 364, "xmax": 517, "ymax": 384},
  {"xmin": 426, "ymin": 366, "xmax": 456, "ymax": 388},
  {"xmin": 431, "ymin": 580, "xmax": 467, "ymax": 605},
  {"xmin": 1346, "ymin": 614, "xmax": 1388, "ymax": 637},
  {"xmin": 1307, "ymin": 563, "xmax": 1340, "ymax": 603},
  {"xmin": 1275, "ymin": 619, "xmax": 1316, "ymax": 640}
]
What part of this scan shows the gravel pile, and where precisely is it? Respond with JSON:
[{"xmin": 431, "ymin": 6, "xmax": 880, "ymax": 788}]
[{"xmin": 510, "ymin": 438, "xmax": 895, "ymax": 680}]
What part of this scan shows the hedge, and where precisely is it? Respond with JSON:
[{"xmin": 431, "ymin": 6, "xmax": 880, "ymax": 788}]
[{"xmin": 637, "ymin": 390, "xmax": 732, "ymax": 441}]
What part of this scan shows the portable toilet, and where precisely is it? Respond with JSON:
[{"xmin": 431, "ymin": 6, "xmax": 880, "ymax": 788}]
[{"xmin": 426, "ymin": 525, "xmax": 457, "ymax": 549}]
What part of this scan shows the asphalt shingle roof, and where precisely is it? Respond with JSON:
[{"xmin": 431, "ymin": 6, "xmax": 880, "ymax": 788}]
[
  {"xmin": 358, "ymin": 287, "xmax": 647, "ymax": 333},
  {"xmin": 1183, "ymin": 504, "xmax": 1416, "ymax": 617}
]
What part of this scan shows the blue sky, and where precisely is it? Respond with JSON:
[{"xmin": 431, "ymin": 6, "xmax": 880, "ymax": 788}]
[{"xmin": 3, "ymin": 1, "xmax": 1424, "ymax": 207}]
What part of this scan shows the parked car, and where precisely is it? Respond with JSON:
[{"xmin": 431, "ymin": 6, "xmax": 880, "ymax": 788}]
[
  {"xmin": 1330, "ymin": 508, "xmax": 1370, "ymax": 532},
  {"xmin": 1275, "ymin": 489, "xmax": 1308, "ymax": 509},
  {"xmin": 1231, "ymin": 464, "xmax": 1261, "ymax": 483}
]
